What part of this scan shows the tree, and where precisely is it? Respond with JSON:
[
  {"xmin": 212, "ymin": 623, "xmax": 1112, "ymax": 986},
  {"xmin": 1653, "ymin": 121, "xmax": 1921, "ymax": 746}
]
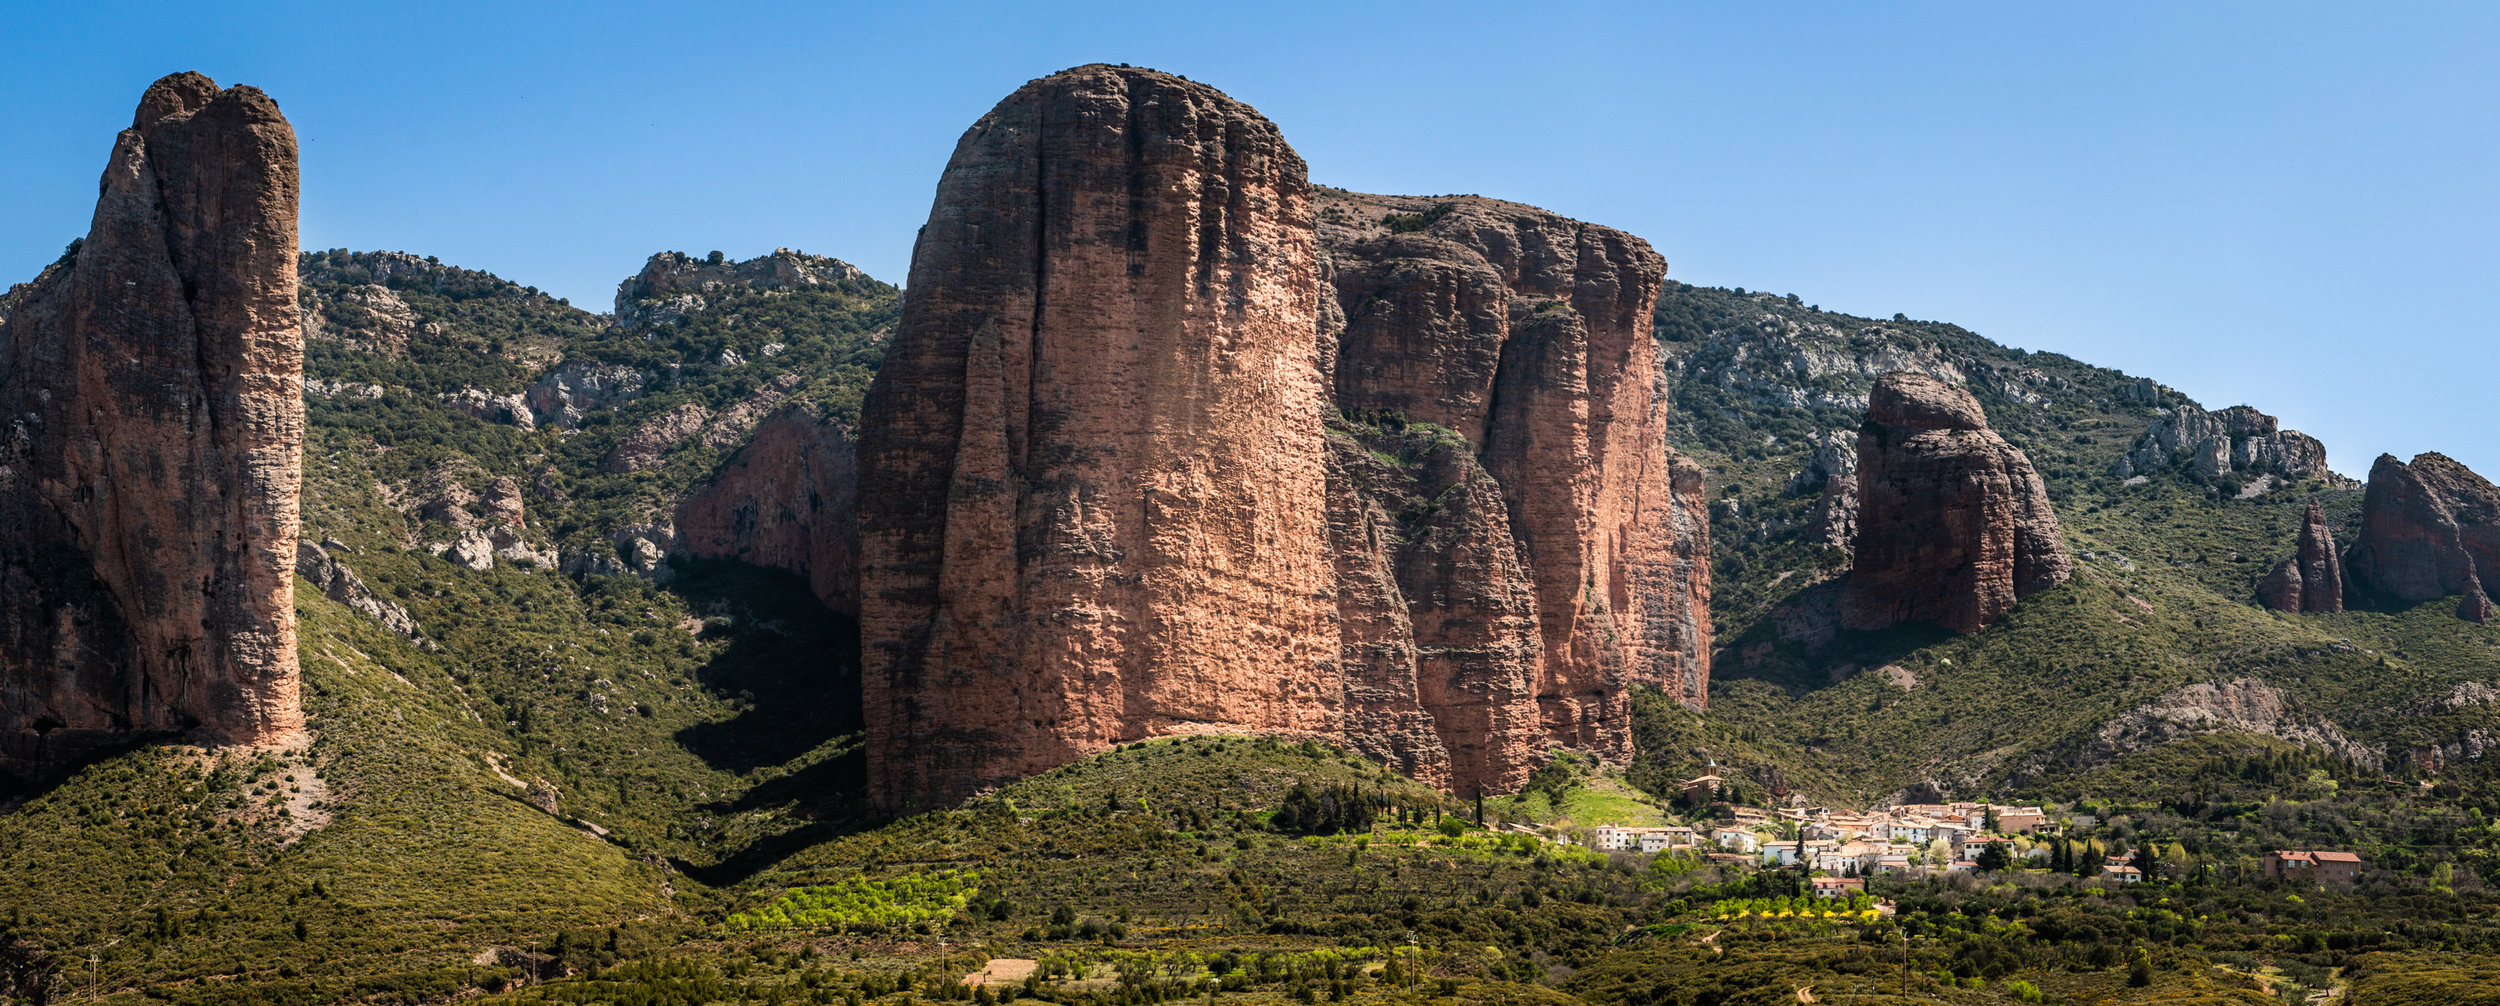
[
  {"xmin": 2131, "ymin": 845, "xmax": 2162, "ymax": 885},
  {"xmin": 1974, "ymin": 842, "xmax": 2011, "ymax": 874}
]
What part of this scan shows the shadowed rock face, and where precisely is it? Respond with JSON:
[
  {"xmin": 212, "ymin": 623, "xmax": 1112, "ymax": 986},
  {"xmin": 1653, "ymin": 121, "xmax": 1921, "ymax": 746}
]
[
  {"xmin": 0, "ymin": 72, "xmax": 303, "ymax": 786},
  {"xmin": 1316, "ymin": 190, "xmax": 1712, "ymax": 772},
  {"xmin": 2259, "ymin": 501, "xmax": 2346, "ymax": 614},
  {"xmin": 857, "ymin": 66, "xmax": 1337, "ymax": 811},
  {"xmin": 675, "ymin": 406, "xmax": 860, "ymax": 616},
  {"xmin": 2346, "ymin": 453, "xmax": 2500, "ymax": 615},
  {"xmin": 1840, "ymin": 373, "xmax": 2070, "ymax": 634}
]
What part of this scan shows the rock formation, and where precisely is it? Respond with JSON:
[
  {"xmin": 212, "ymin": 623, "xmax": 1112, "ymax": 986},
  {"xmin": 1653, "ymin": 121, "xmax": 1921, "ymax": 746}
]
[
  {"xmin": 1840, "ymin": 373, "xmax": 2070, "ymax": 634},
  {"xmin": 0, "ymin": 73, "xmax": 304, "ymax": 786},
  {"xmin": 2345, "ymin": 453, "xmax": 2500, "ymax": 616},
  {"xmin": 613, "ymin": 248, "xmax": 868, "ymax": 329},
  {"xmin": 856, "ymin": 66, "xmax": 1338, "ymax": 810},
  {"xmin": 1315, "ymin": 189, "xmax": 1712, "ymax": 760},
  {"xmin": 2258, "ymin": 501, "xmax": 2346, "ymax": 614},
  {"xmin": 854, "ymin": 66, "xmax": 1715, "ymax": 809},
  {"xmin": 676, "ymin": 406, "xmax": 860, "ymax": 616},
  {"xmin": 2110, "ymin": 402, "xmax": 2329, "ymax": 484}
]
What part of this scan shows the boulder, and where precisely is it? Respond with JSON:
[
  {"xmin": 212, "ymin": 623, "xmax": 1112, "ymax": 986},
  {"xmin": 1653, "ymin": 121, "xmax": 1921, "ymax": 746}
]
[
  {"xmin": 1840, "ymin": 373, "xmax": 2071, "ymax": 634},
  {"xmin": 0, "ymin": 73, "xmax": 305, "ymax": 785}
]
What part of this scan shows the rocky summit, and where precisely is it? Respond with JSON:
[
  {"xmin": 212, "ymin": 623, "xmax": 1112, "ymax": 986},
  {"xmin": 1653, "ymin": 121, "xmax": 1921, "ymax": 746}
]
[
  {"xmin": 0, "ymin": 73, "xmax": 304, "ymax": 786},
  {"xmin": 1840, "ymin": 373, "xmax": 2071, "ymax": 634}
]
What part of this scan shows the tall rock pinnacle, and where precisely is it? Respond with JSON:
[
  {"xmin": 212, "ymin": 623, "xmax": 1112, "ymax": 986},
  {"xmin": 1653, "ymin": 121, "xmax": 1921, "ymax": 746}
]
[
  {"xmin": 0, "ymin": 72, "xmax": 305, "ymax": 786},
  {"xmin": 2259, "ymin": 500, "xmax": 2346, "ymax": 614},
  {"xmin": 1840, "ymin": 373, "xmax": 2070, "ymax": 634},
  {"xmin": 856, "ymin": 66, "xmax": 1337, "ymax": 810}
]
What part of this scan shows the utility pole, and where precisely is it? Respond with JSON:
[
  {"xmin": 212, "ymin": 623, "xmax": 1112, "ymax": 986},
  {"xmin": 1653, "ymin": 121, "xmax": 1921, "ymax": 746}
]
[{"xmin": 1900, "ymin": 929, "xmax": 1909, "ymax": 999}]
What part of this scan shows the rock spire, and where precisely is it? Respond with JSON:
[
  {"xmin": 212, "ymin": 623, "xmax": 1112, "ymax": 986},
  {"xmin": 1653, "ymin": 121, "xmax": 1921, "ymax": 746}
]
[
  {"xmin": 1839, "ymin": 373, "xmax": 2070, "ymax": 634},
  {"xmin": 2258, "ymin": 501, "xmax": 2347, "ymax": 614},
  {"xmin": 0, "ymin": 72, "xmax": 304, "ymax": 787}
]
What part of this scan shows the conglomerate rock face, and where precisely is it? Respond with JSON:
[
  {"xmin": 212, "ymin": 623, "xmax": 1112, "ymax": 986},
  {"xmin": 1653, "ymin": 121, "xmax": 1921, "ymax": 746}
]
[
  {"xmin": 2345, "ymin": 452, "xmax": 2500, "ymax": 615},
  {"xmin": 1840, "ymin": 373, "xmax": 2070, "ymax": 634},
  {"xmin": 1315, "ymin": 190, "xmax": 1712, "ymax": 763},
  {"xmin": 854, "ymin": 67, "xmax": 1717, "ymax": 809},
  {"xmin": 856, "ymin": 66, "xmax": 1338, "ymax": 810},
  {"xmin": 0, "ymin": 73, "xmax": 304, "ymax": 786},
  {"xmin": 2259, "ymin": 500, "xmax": 2346, "ymax": 614},
  {"xmin": 676, "ymin": 405, "xmax": 860, "ymax": 616}
]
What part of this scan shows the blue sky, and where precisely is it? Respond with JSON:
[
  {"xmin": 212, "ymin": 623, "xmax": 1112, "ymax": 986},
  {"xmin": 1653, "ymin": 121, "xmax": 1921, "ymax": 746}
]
[{"xmin": 4, "ymin": 2, "xmax": 2493, "ymax": 477}]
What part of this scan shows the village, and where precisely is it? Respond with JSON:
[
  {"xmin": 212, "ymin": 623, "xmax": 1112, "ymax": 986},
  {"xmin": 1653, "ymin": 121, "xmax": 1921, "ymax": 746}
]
[{"xmin": 1518, "ymin": 769, "xmax": 2364, "ymax": 897}]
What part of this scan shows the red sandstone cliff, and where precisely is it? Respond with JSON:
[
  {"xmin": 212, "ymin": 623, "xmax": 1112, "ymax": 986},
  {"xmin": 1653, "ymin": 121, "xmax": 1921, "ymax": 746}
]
[
  {"xmin": 855, "ymin": 67, "xmax": 1716, "ymax": 809},
  {"xmin": 675, "ymin": 405, "xmax": 860, "ymax": 616},
  {"xmin": 0, "ymin": 73, "xmax": 303, "ymax": 785},
  {"xmin": 2345, "ymin": 452, "xmax": 2500, "ymax": 616},
  {"xmin": 2259, "ymin": 500, "xmax": 2346, "ymax": 614},
  {"xmin": 1315, "ymin": 190, "xmax": 1712, "ymax": 762},
  {"xmin": 856, "ymin": 66, "xmax": 1339, "ymax": 810},
  {"xmin": 1840, "ymin": 373, "xmax": 2070, "ymax": 634}
]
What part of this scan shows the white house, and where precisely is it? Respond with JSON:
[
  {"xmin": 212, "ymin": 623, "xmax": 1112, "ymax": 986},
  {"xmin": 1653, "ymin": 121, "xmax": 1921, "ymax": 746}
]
[
  {"xmin": 1714, "ymin": 827, "xmax": 1760, "ymax": 854},
  {"xmin": 1592, "ymin": 825, "xmax": 1633, "ymax": 851}
]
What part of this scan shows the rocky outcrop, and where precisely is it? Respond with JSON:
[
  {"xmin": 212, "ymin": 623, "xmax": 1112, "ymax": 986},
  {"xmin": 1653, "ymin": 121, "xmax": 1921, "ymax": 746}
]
[
  {"xmin": 2259, "ymin": 501, "xmax": 2346, "ymax": 613},
  {"xmin": 675, "ymin": 406, "xmax": 860, "ymax": 616},
  {"xmin": 2110, "ymin": 402, "xmax": 2329, "ymax": 483},
  {"xmin": 603, "ymin": 402, "xmax": 712, "ymax": 473},
  {"xmin": 1324, "ymin": 423, "xmax": 1541, "ymax": 792},
  {"xmin": 304, "ymin": 283, "xmax": 417, "ymax": 356},
  {"xmin": 1840, "ymin": 374, "xmax": 2070, "ymax": 634},
  {"xmin": 613, "ymin": 249, "xmax": 869, "ymax": 329},
  {"xmin": 296, "ymin": 542, "xmax": 421, "ymax": 638},
  {"xmin": 441, "ymin": 386, "xmax": 534, "ymax": 429},
  {"xmin": 855, "ymin": 66, "xmax": 1718, "ymax": 810},
  {"xmin": 526, "ymin": 361, "xmax": 644, "ymax": 429},
  {"xmin": 0, "ymin": 73, "xmax": 304, "ymax": 785},
  {"xmin": 2345, "ymin": 453, "xmax": 2500, "ymax": 614},
  {"xmin": 1315, "ymin": 189, "xmax": 1713, "ymax": 753},
  {"xmin": 2082, "ymin": 677, "xmax": 2378, "ymax": 771},
  {"xmin": 1788, "ymin": 430, "xmax": 1858, "ymax": 549},
  {"xmin": 858, "ymin": 66, "xmax": 1339, "ymax": 811}
]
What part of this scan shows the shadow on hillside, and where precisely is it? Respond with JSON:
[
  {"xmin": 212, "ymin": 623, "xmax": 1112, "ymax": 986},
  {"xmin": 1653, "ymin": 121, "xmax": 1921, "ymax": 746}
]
[
  {"xmin": 1711, "ymin": 578, "xmax": 1954, "ymax": 695},
  {"xmin": 665, "ymin": 559, "xmax": 864, "ymax": 776},
  {"xmin": 671, "ymin": 745, "xmax": 875, "ymax": 886}
]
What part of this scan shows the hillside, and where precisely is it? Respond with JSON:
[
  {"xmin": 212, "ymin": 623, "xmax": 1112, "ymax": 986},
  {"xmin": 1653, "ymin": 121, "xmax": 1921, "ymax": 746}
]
[{"xmin": 1632, "ymin": 282, "xmax": 2500, "ymax": 823}]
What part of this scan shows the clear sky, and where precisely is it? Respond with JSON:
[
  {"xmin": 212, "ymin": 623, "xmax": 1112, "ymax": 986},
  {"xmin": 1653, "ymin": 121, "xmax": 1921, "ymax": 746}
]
[{"xmin": 4, "ymin": 2, "xmax": 2493, "ymax": 477}]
